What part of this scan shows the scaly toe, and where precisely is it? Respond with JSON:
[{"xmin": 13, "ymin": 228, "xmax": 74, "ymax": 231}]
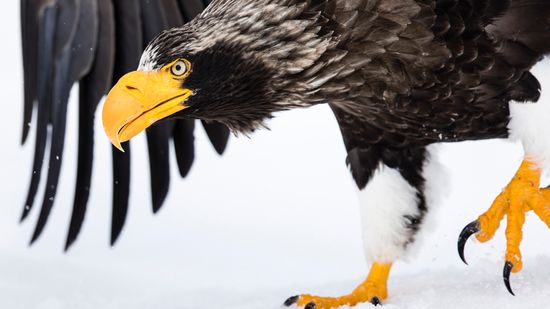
[
  {"xmin": 457, "ymin": 159, "xmax": 546, "ymax": 295},
  {"xmin": 292, "ymin": 293, "xmax": 384, "ymax": 308},
  {"xmin": 289, "ymin": 263, "xmax": 391, "ymax": 308}
]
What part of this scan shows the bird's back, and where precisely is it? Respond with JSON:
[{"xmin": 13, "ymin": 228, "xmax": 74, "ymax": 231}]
[{"xmin": 310, "ymin": 0, "xmax": 550, "ymax": 148}]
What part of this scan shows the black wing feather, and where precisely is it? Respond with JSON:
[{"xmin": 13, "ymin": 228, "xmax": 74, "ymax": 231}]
[
  {"xmin": 110, "ymin": 143, "xmax": 131, "ymax": 246},
  {"xmin": 173, "ymin": 120, "xmax": 196, "ymax": 178},
  {"xmin": 164, "ymin": 0, "xmax": 185, "ymax": 26},
  {"xmin": 31, "ymin": 0, "xmax": 99, "ymax": 243},
  {"xmin": 66, "ymin": 0, "xmax": 115, "ymax": 251},
  {"xmin": 21, "ymin": 4, "xmax": 57, "ymax": 222},
  {"xmin": 109, "ymin": 0, "xmax": 142, "ymax": 245},
  {"xmin": 20, "ymin": 0, "xmax": 40, "ymax": 144},
  {"xmin": 178, "ymin": 0, "xmax": 206, "ymax": 21},
  {"xmin": 202, "ymin": 121, "xmax": 230, "ymax": 155},
  {"xmin": 23, "ymin": 0, "xmax": 83, "ymax": 222},
  {"xmin": 146, "ymin": 123, "xmax": 174, "ymax": 213}
]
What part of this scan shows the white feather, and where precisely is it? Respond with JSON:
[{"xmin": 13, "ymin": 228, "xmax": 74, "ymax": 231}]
[
  {"xmin": 358, "ymin": 163, "xmax": 420, "ymax": 263},
  {"xmin": 507, "ymin": 59, "xmax": 550, "ymax": 173},
  {"xmin": 138, "ymin": 46, "xmax": 159, "ymax": 72},
  {"xmin": 357, "ymin": 145, "xmax": 447, "ymax": 263},
  {"xmin": 404, "ymin": 145, "xmax": 449, "ymax": 260}
]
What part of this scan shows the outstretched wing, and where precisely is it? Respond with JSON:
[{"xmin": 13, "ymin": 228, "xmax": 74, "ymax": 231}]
[{"xmin": 20, "ymin": 0, "xmax": 229, "ymax": 250}]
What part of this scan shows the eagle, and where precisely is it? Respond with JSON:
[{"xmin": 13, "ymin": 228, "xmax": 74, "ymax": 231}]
[{"xmin": 20, "ymin": 0, "xmax": 550, "ymax": 308}]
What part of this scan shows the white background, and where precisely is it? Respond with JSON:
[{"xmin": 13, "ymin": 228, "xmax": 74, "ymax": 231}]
[{"xmin": 2, "ymin": 1, "xmax": 550, "ymax": 308}]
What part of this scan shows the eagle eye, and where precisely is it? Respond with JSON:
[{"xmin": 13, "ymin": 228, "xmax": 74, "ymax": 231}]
[{"xmin": 169, "ymin": 59, "xmax": 191, "ymax": 78}]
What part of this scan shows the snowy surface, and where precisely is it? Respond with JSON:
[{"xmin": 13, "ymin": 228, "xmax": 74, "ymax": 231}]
[{"xmin": 2, "ymin": 1, "xmax": 550, "ymax": 308}]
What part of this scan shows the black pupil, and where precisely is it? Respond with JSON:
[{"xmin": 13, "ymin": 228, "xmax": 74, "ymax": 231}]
[{"xmin": 175, "ymin": 64, "xmax": 182, "ymax": 72}]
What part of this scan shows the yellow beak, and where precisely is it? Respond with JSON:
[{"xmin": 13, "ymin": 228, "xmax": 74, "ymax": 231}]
[{"xmin": 102, "ymin": 70, "xmax": 192, "ymax": 151}]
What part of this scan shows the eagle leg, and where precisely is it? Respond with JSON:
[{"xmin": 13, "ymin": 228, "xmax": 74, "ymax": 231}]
[
  {"xmin": 284, "ymin": 262, "xmax": 391, "ymax": 308},
  {"xmin": 458, "ymin": 159, "xmax": 550, "ymax": 295}
]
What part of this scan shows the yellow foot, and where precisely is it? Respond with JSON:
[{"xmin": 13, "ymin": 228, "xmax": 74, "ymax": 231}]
[
  {"xmin": 284, "ymin": 263, "xmax": 391, "ymax": 308},
  {"xmin": 458, "ymin": 159, "xmax": 550, "ymax": 295}
]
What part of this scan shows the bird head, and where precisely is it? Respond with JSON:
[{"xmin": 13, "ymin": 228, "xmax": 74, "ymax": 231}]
[
  {"xmin": 102, "ymin": 1, "xmax": 341, "ymax": 151},
  {"xmin": 103, "ymin": 34, "xmax": 277, "ymax": 151}
]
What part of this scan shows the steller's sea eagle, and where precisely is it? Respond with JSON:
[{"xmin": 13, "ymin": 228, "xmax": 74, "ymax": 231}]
[{"xmin": 20, "ymin": 0, "xmax": 550, "ymax": 307}]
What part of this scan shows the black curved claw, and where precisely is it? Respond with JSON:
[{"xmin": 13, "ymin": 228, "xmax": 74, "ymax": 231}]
[
  {"xmin": 458, "ymin": 220, "xmax": 480, "ymax": 265},
  {"xmin": 371, "ymin": 297, "xmax": 381, "ymax": 306},
  {"xmin": 284, "ymin": 295, "xmax": 299, "ymax": 307},
  {"xmin": 305, "ymin": 302, "xmax": 316, "ymax": 309},
  {"xmin": 503, "ymin": 261, "xmax": 515, "ymax": 296}
]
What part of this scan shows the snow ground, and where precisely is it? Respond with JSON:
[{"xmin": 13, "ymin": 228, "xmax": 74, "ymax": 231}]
[{"xmin": 2, "ymin": 1, "xmax": 550, "ymax": 308}]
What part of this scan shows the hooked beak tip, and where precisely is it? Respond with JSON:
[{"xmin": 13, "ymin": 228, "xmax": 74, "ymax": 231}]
[
  {"xmin": 114, "ymin": 142, "xmax": 125, "ymax": 153},
  {"xmin": 109, "ymin": 133, "xmax": 125, "ymax": 152}
]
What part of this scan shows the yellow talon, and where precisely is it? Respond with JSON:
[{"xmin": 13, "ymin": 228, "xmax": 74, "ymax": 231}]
[
  {"xmin": 460, "ymin": 159, "xmax": 550, "ymax": 294},
  {"xmin": 476, "ymin": 160, "xmax": 545, "ymax": 271},
  {"xmin": 286, "ymin": 262, "xmax": 391, "ymax": 308}
]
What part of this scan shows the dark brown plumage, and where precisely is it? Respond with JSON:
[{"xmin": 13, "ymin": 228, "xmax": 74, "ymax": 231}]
[{"xmin": 139, "ymin": 0, "xmax": 550, "ymax": 188}]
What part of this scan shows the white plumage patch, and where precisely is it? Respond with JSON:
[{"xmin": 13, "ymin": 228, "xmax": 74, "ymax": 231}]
[
  {"xmin": 138, "ymin": 45, "xmax": 159, "ymax": 72},
  {"xmin": 509, "ymin": 98, "xmax": 550, "ymax": 173},
  {"xmin": 405, "ymin": 145, "xmax": 448, "ymax": 259},
  {"xmin": 358, "ymin": 146, "xmax": 446, "ymax": 263},
  {"xmin": 358, "ymin": 163, "xmax": 421, "ymax": 263},
  {"xmin": 507, "ymin": 59, "xmax": 550, "ymax": 173}
]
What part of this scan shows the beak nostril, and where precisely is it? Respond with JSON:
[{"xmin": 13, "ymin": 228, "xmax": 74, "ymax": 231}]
[
  {"xmin": 125, "ymin": 85, "xmax": 144, "ymax": 96},
  {"xmin": 125, "ymin": 85, "xmax": 142, "ymax": 95}
]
